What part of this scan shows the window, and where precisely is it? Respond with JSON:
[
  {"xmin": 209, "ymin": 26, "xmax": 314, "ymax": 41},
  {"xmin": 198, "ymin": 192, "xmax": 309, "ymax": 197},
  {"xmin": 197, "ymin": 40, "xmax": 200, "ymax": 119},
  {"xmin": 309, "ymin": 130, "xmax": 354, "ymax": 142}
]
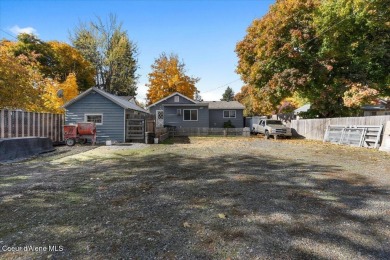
[
  {"xmin": 85, "ymin": 114, "xmax": 103, "ymax": 125},
  {"xmin": 223, "ymin": 110, "xmax": 236, "ymax": 118},
  {"xmin": 174, "ymin": 96, "xmax": 180, "ymax": 102},
  {"xmin": 183, "ymin": 109, "xmax": 198, "ymax": 121}
]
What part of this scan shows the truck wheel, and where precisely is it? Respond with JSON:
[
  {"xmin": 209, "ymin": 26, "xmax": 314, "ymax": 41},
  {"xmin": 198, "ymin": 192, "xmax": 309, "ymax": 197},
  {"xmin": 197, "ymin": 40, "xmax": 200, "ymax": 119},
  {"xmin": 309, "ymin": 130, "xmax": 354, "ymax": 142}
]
[
  {"xmin": 265, "ymin": 131, "xmax": 270, "ymax": 139},
  {"xmin": 66, "ymin": 138, "xmax": 76, "ymax": 146}
]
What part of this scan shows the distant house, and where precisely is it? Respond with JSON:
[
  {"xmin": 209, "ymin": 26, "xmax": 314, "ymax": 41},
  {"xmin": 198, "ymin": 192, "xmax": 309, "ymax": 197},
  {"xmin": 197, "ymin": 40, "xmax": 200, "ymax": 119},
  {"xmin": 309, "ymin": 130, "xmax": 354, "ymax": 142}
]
[
  {"xmin": 294, "ymin": 104, "xmax": 311, "ymax": 119},
  {"xmin": 362, "ymin": 99, "xmax": 390, "ymax": 116},
  {"xmin": 64, "ymin": 87, "xmax": 149, "ymax": 143},
  {"xmin": 147, "ymin": 92, "xmax": 245, "ymax": 128}
]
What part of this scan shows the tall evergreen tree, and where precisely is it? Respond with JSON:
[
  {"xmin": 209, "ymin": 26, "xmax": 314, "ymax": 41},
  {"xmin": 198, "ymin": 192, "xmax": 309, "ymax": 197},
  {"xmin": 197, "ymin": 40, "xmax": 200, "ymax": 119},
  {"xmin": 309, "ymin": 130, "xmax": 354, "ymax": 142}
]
[
  {"xmin": 70, "ymin": 14, "xmax": 139, "ymax": 96},
  {"xmin": 221, "ymin": 86, "xmax": 235, "ymax": 101}
]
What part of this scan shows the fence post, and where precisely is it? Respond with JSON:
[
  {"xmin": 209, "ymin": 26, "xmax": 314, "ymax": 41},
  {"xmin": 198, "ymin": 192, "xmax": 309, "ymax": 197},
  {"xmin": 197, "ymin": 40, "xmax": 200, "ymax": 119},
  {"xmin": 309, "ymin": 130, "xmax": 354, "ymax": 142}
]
[
  {"xmin": 15, "ymin": 111, "xmax": 19, "ymax": 137},
  {"xmin": 27, "ymin": 112, "xmax": 30, "ymax": 137},
  {"xmin": 22, "ymin": 112, "xmax": 25, "ymax": 137},
  {"xmin": 46, "ymin": 113, "xmax": 50, "ymax": 139},
  {"xmin": 36, "ymin": 113, "xmax": 39, "ymax": 136},
  {"xmin": 8, "ymin": 110, "xmax": 12, "ymax": 138},
  {"xmin": 1, "ymin": 110, "xmax": 4, "ymax": 138},
  {"xmin": 32, "ymin": 112, "xmax": 35, "ymax": 136}
]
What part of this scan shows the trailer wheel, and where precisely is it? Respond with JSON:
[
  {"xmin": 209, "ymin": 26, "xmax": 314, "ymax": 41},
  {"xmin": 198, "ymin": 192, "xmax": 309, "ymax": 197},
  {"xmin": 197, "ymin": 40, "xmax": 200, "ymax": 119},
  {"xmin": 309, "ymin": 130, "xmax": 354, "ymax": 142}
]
[
  {"xmin": 66, "ymin": 138, "xmax": 76, "ymax": 146},
  {"xmin": 79, "ymin": 138, "xmax": 87, "ymax": 144},
  {"xmin": 265, "ymin": 130, "xmax": 270, "ymax": 139}
]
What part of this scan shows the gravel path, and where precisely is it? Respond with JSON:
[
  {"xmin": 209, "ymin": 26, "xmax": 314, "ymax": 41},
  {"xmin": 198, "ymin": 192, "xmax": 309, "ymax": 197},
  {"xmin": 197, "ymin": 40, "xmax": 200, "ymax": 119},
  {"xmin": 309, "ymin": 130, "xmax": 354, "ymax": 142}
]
[{"xmin": 0, "ymin": 137, "xmax": 389, "ymax": 259}]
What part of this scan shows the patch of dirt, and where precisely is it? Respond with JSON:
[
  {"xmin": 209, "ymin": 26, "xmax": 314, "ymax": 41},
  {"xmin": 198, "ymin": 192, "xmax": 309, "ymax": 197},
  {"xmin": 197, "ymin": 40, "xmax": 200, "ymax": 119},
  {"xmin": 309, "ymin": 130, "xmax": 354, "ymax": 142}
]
[{"xmin": 0, "ymin": 137, "xmax": 389, "ymax": 259}]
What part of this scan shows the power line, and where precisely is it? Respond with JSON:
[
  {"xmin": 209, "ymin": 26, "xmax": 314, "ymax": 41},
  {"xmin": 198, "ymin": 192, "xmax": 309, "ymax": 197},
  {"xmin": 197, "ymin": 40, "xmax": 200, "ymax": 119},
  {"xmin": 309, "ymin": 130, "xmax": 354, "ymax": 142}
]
[
  {"xmin": 202, "ymin": 78, "xmax": 241, "ymax": 94},
  {"xmin": 203, "ymin": 9, "xmax": 356, "ymax": 95},
  {"xmin": 0, "ymin": 28, "xmax": 18, "ymax": 40},
  {"xmin": 270, "ymin": 11, "xmax": 356, "ymax": 66}
]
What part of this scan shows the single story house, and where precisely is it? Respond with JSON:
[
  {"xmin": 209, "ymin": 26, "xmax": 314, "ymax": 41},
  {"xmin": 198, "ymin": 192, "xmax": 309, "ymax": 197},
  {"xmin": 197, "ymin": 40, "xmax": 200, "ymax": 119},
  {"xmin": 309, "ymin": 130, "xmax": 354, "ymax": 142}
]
[
  {"xmin": 64, "ymin": 87, "xmax": 149, "ymax": 143},
  {"xmin": 362, "ymin": 99, "xmax": 390, "ymax": 116},
  {"xmin": 147, "ymin": 92, "xmax": 245, "ymax": 128}
]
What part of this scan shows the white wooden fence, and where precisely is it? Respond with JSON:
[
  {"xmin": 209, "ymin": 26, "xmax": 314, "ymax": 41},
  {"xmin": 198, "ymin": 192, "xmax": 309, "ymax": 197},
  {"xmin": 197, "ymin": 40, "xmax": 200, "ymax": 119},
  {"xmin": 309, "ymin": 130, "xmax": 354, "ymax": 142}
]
[
  {"xmin": 291, "ymin": 115, "xmax": 390, "ymax": 141},
  {"xmin": 0, "ymin": 109, "xmax": 64, "ymax": 143}
]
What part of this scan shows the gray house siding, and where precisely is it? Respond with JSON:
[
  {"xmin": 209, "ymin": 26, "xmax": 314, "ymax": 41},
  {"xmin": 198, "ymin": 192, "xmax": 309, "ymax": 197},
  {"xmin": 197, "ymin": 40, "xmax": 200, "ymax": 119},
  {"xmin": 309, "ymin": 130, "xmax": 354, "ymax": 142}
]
[
  {"xmin": 149, "ymin": 94, "xmax": 195, "ymax": 115},
  {"xmin": 209, "ymin": 109, "xmax": 244, "ymax": 128},
  {"xmin": 65, "ymin": 91, "xmax": 125, "ymax": 143},
  {"xmin": 164, "ymin": 106, "xmax": 209, "ymax": 128}
]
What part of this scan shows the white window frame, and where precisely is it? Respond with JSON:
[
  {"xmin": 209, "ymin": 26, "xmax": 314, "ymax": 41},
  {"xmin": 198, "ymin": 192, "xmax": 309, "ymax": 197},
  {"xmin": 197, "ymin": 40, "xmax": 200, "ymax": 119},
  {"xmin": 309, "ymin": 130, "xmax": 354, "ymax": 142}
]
[
  {"xmin": 223, "ymin": 110, "xmax": 236, "ymax": 118},
  {"xmin": 84, "ymin": 113, "xmax": 103, "ymax": 125},
  {"xmin": 183, "ymin": 109, "xmax": 198, "ymax": 121},
  {"xmin": 174, "ymin": 96, "xmax": 180, "ymax": 102}
]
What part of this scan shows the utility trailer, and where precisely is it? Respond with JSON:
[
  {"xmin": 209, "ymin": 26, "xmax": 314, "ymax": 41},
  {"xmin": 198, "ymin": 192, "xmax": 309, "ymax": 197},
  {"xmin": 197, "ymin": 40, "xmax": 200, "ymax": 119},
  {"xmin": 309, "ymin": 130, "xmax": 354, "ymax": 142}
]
[{"xmin": 63, "ymin": 122, "xmax": 96, "ymax": 146}]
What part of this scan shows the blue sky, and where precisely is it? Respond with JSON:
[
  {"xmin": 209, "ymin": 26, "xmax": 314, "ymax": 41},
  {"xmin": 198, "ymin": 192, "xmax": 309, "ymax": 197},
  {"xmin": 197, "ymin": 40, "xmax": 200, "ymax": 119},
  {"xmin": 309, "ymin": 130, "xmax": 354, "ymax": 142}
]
[{"xmin": 0, "ymin": 0, "xmax": 274, "ymax": 102}]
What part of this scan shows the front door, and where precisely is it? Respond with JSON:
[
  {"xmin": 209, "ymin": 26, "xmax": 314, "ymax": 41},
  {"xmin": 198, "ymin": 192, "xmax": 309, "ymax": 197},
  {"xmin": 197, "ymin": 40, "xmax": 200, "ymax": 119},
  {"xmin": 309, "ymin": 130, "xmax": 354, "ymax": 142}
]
[{"xmin": 156, "ymin": 110, "xmax": 164, "ymax": 127}]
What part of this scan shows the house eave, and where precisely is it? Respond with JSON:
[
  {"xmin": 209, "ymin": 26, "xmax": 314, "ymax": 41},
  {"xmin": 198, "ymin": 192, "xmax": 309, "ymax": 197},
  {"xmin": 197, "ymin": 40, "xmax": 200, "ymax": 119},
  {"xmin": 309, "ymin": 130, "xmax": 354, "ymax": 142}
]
[
  {"xmin": 146, "ymin": 92, "xmax": 196, "ymax": 109},
  {"xmin": 64, "ymin": 87, "xmax": 149, "ymax": 114},
  {"xmin": 209, "ymin": 107, "xmax": 244, "ymax": 110},
  {"xmin": 163, "ymin": 104, "xmax": 209, "ymax": 107}
]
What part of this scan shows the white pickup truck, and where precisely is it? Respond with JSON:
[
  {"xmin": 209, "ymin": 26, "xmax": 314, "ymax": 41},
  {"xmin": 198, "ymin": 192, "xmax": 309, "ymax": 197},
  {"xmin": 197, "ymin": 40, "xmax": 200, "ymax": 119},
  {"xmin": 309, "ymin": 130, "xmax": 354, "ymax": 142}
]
[{"xmin": 252, "ymin": 119, "xmax": 292, "ymax": 139}]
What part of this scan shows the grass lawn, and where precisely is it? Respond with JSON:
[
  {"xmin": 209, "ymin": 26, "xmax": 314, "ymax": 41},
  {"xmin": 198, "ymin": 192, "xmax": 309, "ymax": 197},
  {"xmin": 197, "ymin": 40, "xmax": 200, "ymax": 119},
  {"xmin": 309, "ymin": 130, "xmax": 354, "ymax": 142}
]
[{"xmin": 1, "ymin": 137, "xmax": 390, "ymax": 259}]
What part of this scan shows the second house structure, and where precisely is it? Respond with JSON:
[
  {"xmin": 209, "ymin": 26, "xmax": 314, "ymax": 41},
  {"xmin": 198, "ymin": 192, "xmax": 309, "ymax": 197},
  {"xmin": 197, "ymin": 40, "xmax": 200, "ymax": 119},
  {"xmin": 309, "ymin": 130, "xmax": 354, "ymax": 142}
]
[{"xmin": 147, "ymin": 92, "xmax": 245, "ymax": 128}]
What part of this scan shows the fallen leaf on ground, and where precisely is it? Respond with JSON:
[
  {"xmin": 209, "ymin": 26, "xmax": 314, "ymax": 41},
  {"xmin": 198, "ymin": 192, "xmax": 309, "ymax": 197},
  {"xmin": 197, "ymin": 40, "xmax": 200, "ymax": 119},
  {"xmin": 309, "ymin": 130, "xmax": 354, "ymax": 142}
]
[
  {"xmin": 218, "ymin": 213, "xmax": 227, "ymax": 219},
  {"xmin": 183, "ymin": 222, "xmax": 191, "ymax": 228}
]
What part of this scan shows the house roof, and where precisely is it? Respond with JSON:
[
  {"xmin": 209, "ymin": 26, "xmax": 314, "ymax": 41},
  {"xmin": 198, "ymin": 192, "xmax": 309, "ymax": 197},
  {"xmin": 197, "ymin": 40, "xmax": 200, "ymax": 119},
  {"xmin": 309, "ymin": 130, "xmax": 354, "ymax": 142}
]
[
  {"xmin": 64, "ymin": 87, "xmax": 149, "ymax": 113},
  {"xmin": 361, "ymin": 105, "xmax": 387, "ymax": 111},
  {"xmin": 146, "ymin": 92, "xmax": 245, "ymax": 110},
  {"xmin": 207, "ymin": 101, "xmax": 245, "ymax": 110},
  {"xmin": 294, "ymin": 104, "xmax": 311, "ymax": 114},
  {"xmin": 146, "ymin": 92, "xmax": 196, "ymax": 109},
  {"xmin": 118, "ymin": 96, "xmax": 134, "ymax": 101},
  {"xmin": 163, "ymin": 103, "xmax": 209, "ymax": 107},
  {"xmin": 361, "ymin": 98, "xmax": 389, "ymax": 111}
]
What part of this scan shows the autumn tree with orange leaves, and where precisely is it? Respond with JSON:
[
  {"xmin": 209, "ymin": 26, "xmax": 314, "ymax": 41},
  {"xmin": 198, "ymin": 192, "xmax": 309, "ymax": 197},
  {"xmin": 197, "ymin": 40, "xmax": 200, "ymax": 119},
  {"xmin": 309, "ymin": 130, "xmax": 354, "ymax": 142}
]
[
  {"xmin": 0, "ymin": 40, "xmax": 42, "ymax": 111},
  {"xmin": 0, "ymin": 34, "xmax": 84, "ymax": 112},
  {"xmin": 236, "ymin": 0, "xmax": 390, "ymax": 117},
  {"xmin": 48, "ymin": 41, "xmax": 95, "ymax": 91},
  {"xmin": 146, "ymin": 53, "xmax": 199, "ymax": 105}
]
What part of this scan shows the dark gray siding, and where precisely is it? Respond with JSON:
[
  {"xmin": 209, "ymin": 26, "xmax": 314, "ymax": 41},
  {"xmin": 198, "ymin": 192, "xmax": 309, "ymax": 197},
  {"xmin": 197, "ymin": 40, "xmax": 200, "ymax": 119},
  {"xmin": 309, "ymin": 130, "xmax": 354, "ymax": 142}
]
[
  {"xmin": 163, "ymin": 106, "xmax": 209, "ymax": 128},
  {"xmin": 65, "ymin": 91, "xmax": 125, "ymax": 143},
  {"xmin": 209, "ymin": 109, "xmax": 244, "ymax": 128},
  {"xmin": 149, "ymin": 94, "xmax": 195, "ymax": 115}
]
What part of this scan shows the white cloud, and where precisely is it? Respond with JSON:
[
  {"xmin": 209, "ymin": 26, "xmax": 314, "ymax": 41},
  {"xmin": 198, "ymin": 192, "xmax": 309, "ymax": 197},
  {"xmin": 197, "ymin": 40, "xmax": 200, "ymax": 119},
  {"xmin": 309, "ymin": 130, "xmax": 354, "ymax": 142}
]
[
  {"xmin": 9, "ymin": 25, "xmax": 38, "ymax": 36},
  {"xmin": 201, "ymin": 91, "xmax": 223, "ymax": 102},
  {"xmin": 135, "ymin": 82, "xmax": 148, "ymax": 102}
]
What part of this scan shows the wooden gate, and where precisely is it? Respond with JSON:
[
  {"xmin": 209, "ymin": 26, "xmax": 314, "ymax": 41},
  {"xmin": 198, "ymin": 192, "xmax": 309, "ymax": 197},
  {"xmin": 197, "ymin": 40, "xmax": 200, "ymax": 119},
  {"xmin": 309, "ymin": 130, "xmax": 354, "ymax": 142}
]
[{"xmin": 126, "ymin": 119, "xmax": 145, "ymax": 142}]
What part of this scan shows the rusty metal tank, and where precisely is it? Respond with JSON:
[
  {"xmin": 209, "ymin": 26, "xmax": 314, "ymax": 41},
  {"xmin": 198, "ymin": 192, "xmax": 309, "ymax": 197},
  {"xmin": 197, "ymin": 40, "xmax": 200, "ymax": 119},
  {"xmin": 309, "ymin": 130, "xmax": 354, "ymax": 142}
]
[{"xmin": 77, "ymin": 122, "xmax": 96, "ymax": 135}]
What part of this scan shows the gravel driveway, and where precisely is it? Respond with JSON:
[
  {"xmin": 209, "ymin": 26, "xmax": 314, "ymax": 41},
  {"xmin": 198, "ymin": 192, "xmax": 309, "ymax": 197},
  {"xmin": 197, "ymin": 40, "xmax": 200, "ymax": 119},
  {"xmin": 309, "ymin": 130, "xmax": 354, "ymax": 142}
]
[{"xmin": 0, "ymin": 137, "xmax": 389, "ymax": 259}]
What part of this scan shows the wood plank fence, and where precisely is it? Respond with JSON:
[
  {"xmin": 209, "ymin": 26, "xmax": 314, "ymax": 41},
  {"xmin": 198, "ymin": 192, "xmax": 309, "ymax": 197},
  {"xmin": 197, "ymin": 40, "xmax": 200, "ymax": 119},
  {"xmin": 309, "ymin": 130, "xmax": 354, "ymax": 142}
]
[
  {"xmin": 170, "ymin": 127, "xmax": 245, "ymax": 137},
  {"xmin": 0, "ymin": 109, "xmax": 64, "ymax": 143},
  {"xmin": 291, "ymin": 115, "xmax": 390, "ymax": 141}
]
